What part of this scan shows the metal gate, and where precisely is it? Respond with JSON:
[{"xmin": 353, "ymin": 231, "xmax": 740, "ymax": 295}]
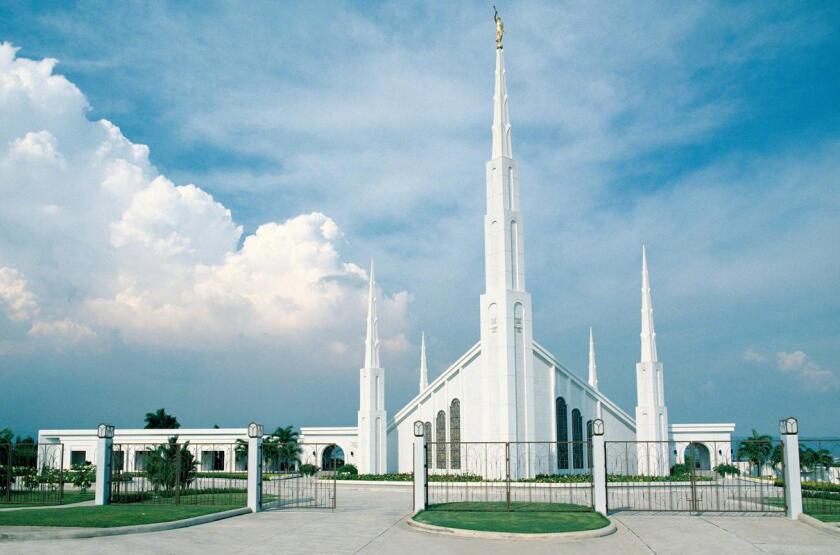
[
  {"xmin": 424, "ymin": 441, "xmax": 594, "ymax": 512},
  {"xmin": 605, "ymin": 440, "xmax": 786, "ymax": 513},
  {"xmin": 261, "ymin": 443, "xmax": 336, "ymax": 510}
]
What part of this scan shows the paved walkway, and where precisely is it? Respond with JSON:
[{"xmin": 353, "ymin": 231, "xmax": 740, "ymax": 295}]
[{"xmin": 1, "ymin": 486, "xmax": 838, "ymax": 554}]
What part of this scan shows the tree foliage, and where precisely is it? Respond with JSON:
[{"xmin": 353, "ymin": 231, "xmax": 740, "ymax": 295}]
[
  {"xmin": 144, "ymin": 408, "xmax": 180, "ymax": 429},
  {"xmin": 144, "ymin": 437, "xmax": 196, "ymax": 490}
]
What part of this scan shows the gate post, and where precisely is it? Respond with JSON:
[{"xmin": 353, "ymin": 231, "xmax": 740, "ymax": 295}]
[
  {"xmin": 780, "ymin": 417, "xmax": 802, "ymax": 520},
  {"xmin": 412, "ymin": 421, "xmax": 426, "ymax": 514},
  {"xmin": 94, "ymin": 424, "xmax": 114, "ymax": 506},
  {"xmin": 247, "ymin": 422, "xmax": 264, "ymax": 513},
  {"xmin": 591, "ymin": 419, "xmax": 607, "ymax": 516}
]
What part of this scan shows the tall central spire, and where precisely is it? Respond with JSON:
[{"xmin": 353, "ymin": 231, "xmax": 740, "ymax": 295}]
[
  {"xmin": 640, "ymin": 245, "xmax": 658, "ymax": 363},
  {"xmin": 491, "ymin": 44, "xmax": 513, "ymax": 159},
  {"xmin": 364, "ymin": 260, "xmax": 380, "ymax": 369}
]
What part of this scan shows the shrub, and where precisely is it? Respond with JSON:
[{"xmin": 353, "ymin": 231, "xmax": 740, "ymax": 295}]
[
  {"xmin": 299, "ymin": 463, "xmax": 319, "ymax": 476},
  {"xmin": 70, "ymin": 462, "xmax": 96, "ymax": 492},
  {"xmin": 713, "ymin": 463, "xmax": 740, "ymax": 477},
  {"xmin": 336, "ymin": 464, "xmax": 358, "ymax": 476},
  {"xmin": 670, "ymin": 463, "xmax": 691, "ymax": 476}
]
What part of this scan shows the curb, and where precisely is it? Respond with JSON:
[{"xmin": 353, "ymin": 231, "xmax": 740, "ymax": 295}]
[
  {"xmin": 405, "ymin": 515, "xmax": 617, "ymax": 541},
  {"xmin": 0, "ymin": 507, "xmax": 252, "ymax": 542},
  {"xmin": 798, "ymin": 513, "xmax": 840, "ymax": 537}
]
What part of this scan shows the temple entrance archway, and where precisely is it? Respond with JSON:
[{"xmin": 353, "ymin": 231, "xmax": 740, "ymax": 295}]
[
  {"xmin": 684, "ymin": 442, "xmax": 711, "ymax": 471},
  {"xmin": 321, "ymin": 444, "xmax": 345, "ymax": 470}
]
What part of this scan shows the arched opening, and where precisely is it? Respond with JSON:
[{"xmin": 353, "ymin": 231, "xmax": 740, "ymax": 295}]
[
  {"xmin": 436, "ymin": 411, "xmax": 447, "ymax": 469},
  {"xmin": 684, "ymin": 443, "xmax": 711, "ymax": 471},
  {"xmin": 449, "ymin": 399, "xmax": 461, "ymax": 470},
  {"xmin": 321, "ymin": 444, "xmax": 345, "ymax": 470},
  {"xmin": 555, "ymin": 397, "xmax": 569, "ymax": 470},
  {"xmin": 572, "ymin": 409, "xmax": 583, "ymax": 469}
]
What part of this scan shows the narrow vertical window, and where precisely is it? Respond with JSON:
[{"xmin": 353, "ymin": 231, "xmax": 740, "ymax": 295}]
[
  {"xmin": 510, "ymin": 220, "xmax": 519, "ymax": 290},
  {"xmin": 507, "ymin": 166, "xmax": 514, "ymax": 210},
  {"xmin": 424, "ymin": 421, "xmax": 432, "ymax": 468},
  {"xmin": 449, "ymin": 399, "xmax": 461, "ymax": 470},
  {"xmin": 556, "ymin": 397, "xmax": 568, "ymax": 469},
  {"xmin": 436, "ymin": 411, "xmax": 447, "ymax": 469},
  {"xmin": 572, "ymin": 409, "xmax": 584, "ymax": 469},
  {"xmin": 586, "ymin": 419, "xmax": 593, "ymax": 469}
]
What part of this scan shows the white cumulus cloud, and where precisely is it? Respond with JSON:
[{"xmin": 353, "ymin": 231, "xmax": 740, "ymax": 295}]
[{"xmin": 0, "ymin": 42, "xmax": 410, "ymax": 352}]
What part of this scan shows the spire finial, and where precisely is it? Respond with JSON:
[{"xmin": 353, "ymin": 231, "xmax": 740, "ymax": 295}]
[
  {"xmin": 588, "ymin": 327, "xmax": 598, "ymax": 389},
  {"xmin": 491, "ymin": 15, "xmax": 512, "ymax": 159},
  {"xmin": 494, "ymin": 6, "xmax": 504, "ymax": 49},
  {"xmin": 640, "ymin": 245, "xmax": 658, "ymax": 363},
  {"xmin": 419, "ymin": 332, "xmax": 428, "ymax": 392},
  {"xmin": 364, "ymin": 259, "xmax": 380, "ymax": 369}
]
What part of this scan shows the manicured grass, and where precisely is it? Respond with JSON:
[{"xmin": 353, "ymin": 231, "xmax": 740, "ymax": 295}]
[
  {"xmin": 764, "ymin": 496, "xmax": 840, "ymax": 521},
  {"xmin": 0, "ymin": 504, "xmax": 239, "ymax": 527},
  {"xmin": 0, "ymin": 491, "xmax": 94, "ymax": 507},
  {"xmin": 414, "ymin": 501, "xmax": 609, "ymax": 534}
]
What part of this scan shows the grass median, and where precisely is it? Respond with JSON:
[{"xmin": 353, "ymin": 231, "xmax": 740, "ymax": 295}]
[
  {"xmin": 413, "ymin": 501, "xmax": 610, "ymax": 534},
  {"xmin": 0, "ymin": 504, "xmax": 240, "ymax": 527},
  {"xmin": 0, "ymin": 491, "xmax": 95, "ymax": 508}
]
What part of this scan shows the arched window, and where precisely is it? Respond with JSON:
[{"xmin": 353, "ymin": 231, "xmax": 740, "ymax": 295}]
[
  {"xmin": 424, "ymin": 421, "xmax": 432, "ymax": 468},
  {"xmin": 449, "ymin": 399, "xmax": 461, "ymax": 470},
  {"xmin": 572, "ymin": 409, "xmax": 584, "ymax": 469},
  {"xmin": 436, "ymin": 410, "xmax": 446, "ymax": 469},
  {"xmin": 556, "ymin": 397, "xmax": 568, "ymax": 469},
  {"xmin": 586, "ymin": 420, "xmax": 593, "ymax": 469}
]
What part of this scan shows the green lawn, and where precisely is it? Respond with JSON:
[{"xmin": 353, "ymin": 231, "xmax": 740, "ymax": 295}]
[
  {"xmin": 0, "ymin": 491, "xmax": 95, "ymax": 507},
  {"xmin": 764, "ymin": 496, "xmax": 840, "ymax": 522},
  {"xmin": 414, "ymin": 502, "xmax": 609, "ymax": 534},
  {"xmin": 0, "ymin": 504, "xmax": 240, "ymax": 527}
]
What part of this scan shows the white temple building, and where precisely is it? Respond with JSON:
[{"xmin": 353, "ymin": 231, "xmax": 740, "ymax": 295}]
[
  {"xmin": 299, "ymin": 29, "xmax": 735, "ymax": 477},
  {"xmin": 40, "ymin": 26, "xmax": 735, "ymax": 477}
]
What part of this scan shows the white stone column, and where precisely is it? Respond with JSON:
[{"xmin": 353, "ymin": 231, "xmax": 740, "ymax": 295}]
[
  {"xmin": 247, "ymin": 423, "xmax": 264, "ymax": 513},
  {"xmin": 94, "ymin": 424, "xmax": 114, "ymax": 506},
  {"xmin": 412, "ymin": 421, "xmax": 426, "ymax": 514},
  {"xmin": 591, "ymin": 419, "xmax": 607, "ymax": 516},
  {"xmin": 780, "ymin": 417, "xmax": 802, "ymax": 520}
]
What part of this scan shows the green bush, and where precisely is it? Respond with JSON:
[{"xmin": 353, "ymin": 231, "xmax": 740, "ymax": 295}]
[
  {"xmin": 714, "ymin": 463, "xmax": 740, "ymax": 477},
  {"xmin": 336, "ymin": 464, "xmax": 358, "ymax": 476},
  {"xmin": 70, "ymin": 462, "xmax": 96, "ymax": 492},
  {"xmin": 774, "ymin": 480, "xmax": 840, "ymax": 494},
  {"xmin": 299, "ymin": 463, "xmax": 319, "ymax": 476},
  {"xmin": 524, "ymin": 473, "xmax": 592, "ymax": 483},
  {"xmin": 670, "ymin": 463, "xmax": 691, "ymax": 476},
  {"xmin": 335, "ymin": 472, "xmax": 411, "ymax": 481},
  {"xmin": 193, "ymin": 472, "xmax": 248, "ymax": 480},
  {"xmin": 144, "ymin": 437, "xmax": 197, "ymax": 491}
]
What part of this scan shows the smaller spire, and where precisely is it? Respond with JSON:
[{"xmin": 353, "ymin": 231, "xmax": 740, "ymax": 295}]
[
  {"xmin": 419, "ymin": 332, "xmax": 428, "ymax": 392},
  {"xmin": 364, "ymin": 259, "xmax": 380, "ymax": 369},
  {"xmin": 588, "ymin": 327, "xmax": 598, "ymax": 389},
  {"xmin": 640, "ymin": 244, "xmax": 658, "ymax": 363}
]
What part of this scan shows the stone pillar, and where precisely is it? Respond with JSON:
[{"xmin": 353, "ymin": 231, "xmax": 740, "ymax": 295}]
[
  {"xmin": 780, "ymin": 417, "xmax": 802, "ymax": 520},
  {"xmin": 94, "ymin": 424, "xmax": 114, "ymax": 506},
  {"xmin": 412, "ymin": 421, "xmax": 426, "ymax": 514},
  {"xmin": 247, "ymin": 422, "xmax": 264, "ymax": 513},
  {"xmin": 591, "ymin": 419, "xmax": 607, "ymax": 516}
]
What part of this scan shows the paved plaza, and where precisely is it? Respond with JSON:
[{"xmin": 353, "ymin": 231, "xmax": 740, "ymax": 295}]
[{"xmin": 1, "ymin": 486, "xmax": 838, "ymax": 554}]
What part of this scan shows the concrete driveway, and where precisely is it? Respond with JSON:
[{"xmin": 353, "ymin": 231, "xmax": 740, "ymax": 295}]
[{"xmin": 2, "ymin": 485, "xmax": 838, "ymax": 554}]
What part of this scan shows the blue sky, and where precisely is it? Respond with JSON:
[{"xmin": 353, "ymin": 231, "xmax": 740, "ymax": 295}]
[{"xmin": 0, "ymin": 1, "xmax": 838, "ymax": 438}]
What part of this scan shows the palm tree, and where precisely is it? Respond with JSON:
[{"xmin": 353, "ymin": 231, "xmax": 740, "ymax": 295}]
[
  {"xmin": 737, "ymin": 429, "xmax": 773, "ymax": 477},
  {"xmin": 279, "ymin": 441, "xmax": 303, "ymax": 471},
  {"xmin": 271, "ymin": 426, "xmax": 299, "ymax": 444},
  {"xmin": 144, "ymin": 408, "xmax": 180, "ymax": 429}
]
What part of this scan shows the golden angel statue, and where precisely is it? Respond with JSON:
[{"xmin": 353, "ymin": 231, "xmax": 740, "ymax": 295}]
[{"xmin": 494, "ymin": 6, "xmax": 504, "ymax": 49}]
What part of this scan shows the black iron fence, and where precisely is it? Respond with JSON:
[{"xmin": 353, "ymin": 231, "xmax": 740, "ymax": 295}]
[
  {"xmin": 261, "ymin": 443, "xmax": 336, "ymax": 509},
  {"xmin": 424, "ymin": 441, "xmax": 594, "ymax": 512},
  {"xmin": 110, "ymin": 440, "xmax": 247, "ymax": 506},
  {"xmin": 605, "ymin": 440, "xmax": 785, "ymax": 513},
  {"xmin": 794, "ymin": 438, "xmax": 840, "ymax": 520},
  {"xmin": 0, "ymin": 443, "xmax": 74, "ymax": 506}
]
